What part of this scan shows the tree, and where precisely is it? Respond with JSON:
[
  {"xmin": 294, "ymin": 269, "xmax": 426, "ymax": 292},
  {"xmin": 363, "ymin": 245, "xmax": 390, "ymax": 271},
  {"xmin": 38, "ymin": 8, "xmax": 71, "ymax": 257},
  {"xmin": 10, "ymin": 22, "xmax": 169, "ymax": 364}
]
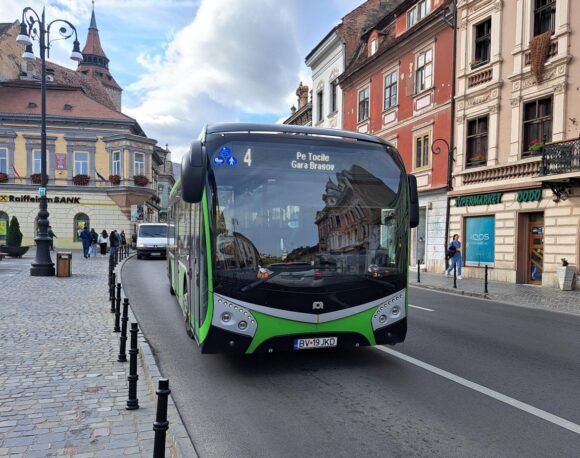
[{"xmin": 6, "ymin": 216, "xmax": 23, "ymax": 247}]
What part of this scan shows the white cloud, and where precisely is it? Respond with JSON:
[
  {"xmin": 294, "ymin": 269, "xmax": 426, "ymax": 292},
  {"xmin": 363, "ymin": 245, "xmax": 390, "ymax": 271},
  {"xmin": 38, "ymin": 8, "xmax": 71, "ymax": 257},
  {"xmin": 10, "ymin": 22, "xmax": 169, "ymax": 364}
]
[{"xmin": 124, "ymin": 0, "xmax": 303, "ymax": 160}]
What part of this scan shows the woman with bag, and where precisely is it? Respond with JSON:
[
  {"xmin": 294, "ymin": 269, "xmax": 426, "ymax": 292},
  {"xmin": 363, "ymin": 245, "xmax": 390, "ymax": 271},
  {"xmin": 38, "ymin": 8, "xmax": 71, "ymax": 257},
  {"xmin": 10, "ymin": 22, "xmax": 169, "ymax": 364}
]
[
  {"xmin": 98, "ymin": 230, "xmax": 109, "ymax": 256},
  {"xmin": 445, "ymin": 234, "xmax": 462, "ymax": 279}
]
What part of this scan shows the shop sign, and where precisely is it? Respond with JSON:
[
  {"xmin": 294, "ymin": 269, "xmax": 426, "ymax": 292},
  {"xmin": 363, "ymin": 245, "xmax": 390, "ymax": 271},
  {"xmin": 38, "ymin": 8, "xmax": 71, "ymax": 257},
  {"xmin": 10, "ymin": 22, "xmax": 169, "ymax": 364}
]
[
  {"xmin": 465, "ymin": 215, "xmax": 495, "ymax": 267},
  {"xmin": 55, "ymin": 153, "xmax": 67, "ymax": 170},
  {"xmin": 0, "ymin": 194, "xmax": 80, "ymax": 204},
  {"xmin": 455, "ymin": 192, "xmax": 503, "ymax": 207},
  {"xmin": 516, "ymin": 188, "xmax": 542, "ymax": 203}
]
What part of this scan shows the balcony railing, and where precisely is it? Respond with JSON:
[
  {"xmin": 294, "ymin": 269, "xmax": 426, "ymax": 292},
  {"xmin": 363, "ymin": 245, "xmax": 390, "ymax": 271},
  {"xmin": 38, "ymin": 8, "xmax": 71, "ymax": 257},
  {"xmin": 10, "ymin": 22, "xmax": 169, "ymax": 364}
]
[
  {"xmin": 524, "ymin": 39, "xmax": 558, "ymax": 66},
  {"xmin": 540, "ymin": 138, "xmax": 580, "ymax": 176}
]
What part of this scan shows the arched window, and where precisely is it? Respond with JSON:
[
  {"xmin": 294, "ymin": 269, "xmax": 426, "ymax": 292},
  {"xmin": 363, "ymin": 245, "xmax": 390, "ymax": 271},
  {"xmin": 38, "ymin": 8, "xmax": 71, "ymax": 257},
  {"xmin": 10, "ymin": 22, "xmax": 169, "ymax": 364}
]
[
  {"xmin": 0, "ymin": 211, "xmax": 8, "ymax": 243},
  {"xmin": 74, "ymin": 213, "xmax": 90, "ymax": 242}
]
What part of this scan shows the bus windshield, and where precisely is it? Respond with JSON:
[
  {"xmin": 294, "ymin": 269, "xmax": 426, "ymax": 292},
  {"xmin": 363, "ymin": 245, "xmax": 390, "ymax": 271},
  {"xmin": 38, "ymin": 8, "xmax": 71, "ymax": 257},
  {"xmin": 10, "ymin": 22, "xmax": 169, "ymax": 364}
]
[{"xmin": 209, "ymin": 135, "xmax": 408, "ymax": 308}]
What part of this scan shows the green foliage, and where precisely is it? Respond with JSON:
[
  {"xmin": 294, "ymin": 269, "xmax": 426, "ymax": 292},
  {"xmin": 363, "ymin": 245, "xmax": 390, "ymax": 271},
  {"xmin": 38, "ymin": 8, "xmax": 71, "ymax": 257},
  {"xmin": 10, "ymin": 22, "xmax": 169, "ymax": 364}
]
[{"xmin": 6, "ymin": 216, "xmax": 23, "ymax": 247}]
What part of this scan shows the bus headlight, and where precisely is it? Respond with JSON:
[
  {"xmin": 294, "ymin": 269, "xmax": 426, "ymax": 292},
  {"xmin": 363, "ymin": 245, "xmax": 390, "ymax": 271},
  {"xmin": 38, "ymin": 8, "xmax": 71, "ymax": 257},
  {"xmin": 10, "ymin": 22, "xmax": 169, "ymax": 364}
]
[
  {"xmin": 371, "ymin": 290, "xmax": 406, "ymax": 331},
  {"xmin": 238, "ymin": 321, "xmax": 248, "ymax": 330},
  {"xmin": 213, "ymin": 294, "xmax": 257, "ymax": 337},
  {"xmin": 221, "ymin": 312, "xmax": 232, "ymax": 323}
]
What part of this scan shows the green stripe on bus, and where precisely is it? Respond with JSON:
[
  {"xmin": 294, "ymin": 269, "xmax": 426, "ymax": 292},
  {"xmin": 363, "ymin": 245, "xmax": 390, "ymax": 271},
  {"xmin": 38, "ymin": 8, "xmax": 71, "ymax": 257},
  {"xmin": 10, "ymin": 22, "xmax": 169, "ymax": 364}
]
[
  {"xmin": 199, "ymin": 190, "xmax": 214, "ymax": 343},
  {"xmin": 246, "ymin": 308, "xmax": 377, "ymax": 354}
]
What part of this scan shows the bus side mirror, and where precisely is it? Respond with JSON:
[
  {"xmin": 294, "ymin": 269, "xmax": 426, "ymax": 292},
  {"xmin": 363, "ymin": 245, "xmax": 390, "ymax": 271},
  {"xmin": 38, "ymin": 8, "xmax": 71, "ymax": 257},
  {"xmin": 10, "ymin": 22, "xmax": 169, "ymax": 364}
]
[
  {"xmin": 181, "ymin": 140, "xmax": 207, "ymax": 203},
  {"xmin": 408, "ymin": 175, "xmax": 419, "ymax": 228}
]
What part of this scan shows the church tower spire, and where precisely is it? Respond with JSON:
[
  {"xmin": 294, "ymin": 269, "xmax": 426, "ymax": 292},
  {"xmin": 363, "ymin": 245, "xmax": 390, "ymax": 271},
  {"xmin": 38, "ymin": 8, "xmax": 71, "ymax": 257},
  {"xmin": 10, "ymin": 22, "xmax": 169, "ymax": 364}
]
[{"xmin": 77, "ymin": 1, "xmax": 122, "ymax": 111}]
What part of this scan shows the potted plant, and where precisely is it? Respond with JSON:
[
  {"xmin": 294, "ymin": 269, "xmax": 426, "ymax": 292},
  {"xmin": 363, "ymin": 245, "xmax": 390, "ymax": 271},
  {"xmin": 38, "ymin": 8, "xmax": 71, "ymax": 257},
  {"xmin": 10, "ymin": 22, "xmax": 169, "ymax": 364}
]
[
  {"xmin": 133, "ymin": 175, "xmax": 149, "ymax": 186},
  {"xmin": 108, "ymin": 174, "xmax": 121, "ymax": 185},
  {"xmin": 0, "ymin": 172, "xmax": 8, "ymax": 183},
  {"xmin": 557, "ymin": 258, "xmax": 576, "ymax": 291},
  {"xmin": 73, "ymin": 174, "xmax": 90, "ymax": 186},
  {"xmin": 528, "ymin": 140, "xmax": 543, "ymax": 153},
  {"xmin": 0, "ymin": 216, "xmax": 29, "ymax": 258},
  {"xmin": 31, "ymin": 173, "xmax": 41, "ymax": 184}
]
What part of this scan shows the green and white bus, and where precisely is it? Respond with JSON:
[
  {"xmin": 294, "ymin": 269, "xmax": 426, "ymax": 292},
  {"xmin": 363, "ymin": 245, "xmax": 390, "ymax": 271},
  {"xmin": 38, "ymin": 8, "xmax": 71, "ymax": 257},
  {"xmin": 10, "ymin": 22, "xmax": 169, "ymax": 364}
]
[{"xmin": 167, "ymin": 123, "xmax": 419, "ymax": 354}]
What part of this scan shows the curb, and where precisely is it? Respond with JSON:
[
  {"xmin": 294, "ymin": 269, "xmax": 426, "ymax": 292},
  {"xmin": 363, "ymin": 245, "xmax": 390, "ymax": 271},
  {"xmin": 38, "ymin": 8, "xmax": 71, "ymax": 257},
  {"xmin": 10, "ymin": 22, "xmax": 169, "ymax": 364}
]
[
  {"xmin": 410, "ymin": 282, "xmax": 490, "ymax": 300},
  {"xmin": 117, "ymin": 254, "xmax": 198, "ymax": 458}
]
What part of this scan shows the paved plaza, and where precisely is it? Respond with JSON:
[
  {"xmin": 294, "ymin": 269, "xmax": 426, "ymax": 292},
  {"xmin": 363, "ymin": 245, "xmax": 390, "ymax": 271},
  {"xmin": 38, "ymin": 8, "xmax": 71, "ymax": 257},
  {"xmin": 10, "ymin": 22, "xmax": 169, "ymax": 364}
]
[
  {"xmin": 0, "ymin": 249, "xmax": 184, "ymax": 457},
  {"xmin": 410, "ymin": 270, "xmax": 580, "ymax": 316}
]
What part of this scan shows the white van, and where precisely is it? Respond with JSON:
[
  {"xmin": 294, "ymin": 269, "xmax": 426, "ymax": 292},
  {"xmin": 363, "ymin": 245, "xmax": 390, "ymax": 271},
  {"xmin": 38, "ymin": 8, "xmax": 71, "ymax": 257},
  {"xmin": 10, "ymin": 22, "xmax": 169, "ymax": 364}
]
[{"xmin": 136, "ymin": 223, "xmax": 168, "ymax": 259}]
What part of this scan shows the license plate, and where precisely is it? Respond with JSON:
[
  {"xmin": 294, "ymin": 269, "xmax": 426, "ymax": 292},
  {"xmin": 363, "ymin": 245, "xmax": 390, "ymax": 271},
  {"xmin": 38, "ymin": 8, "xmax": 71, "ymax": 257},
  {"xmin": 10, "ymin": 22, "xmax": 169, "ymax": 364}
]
[{"xmin": 293, "ymin": 337, "xmax": 337, "ymax": 350}]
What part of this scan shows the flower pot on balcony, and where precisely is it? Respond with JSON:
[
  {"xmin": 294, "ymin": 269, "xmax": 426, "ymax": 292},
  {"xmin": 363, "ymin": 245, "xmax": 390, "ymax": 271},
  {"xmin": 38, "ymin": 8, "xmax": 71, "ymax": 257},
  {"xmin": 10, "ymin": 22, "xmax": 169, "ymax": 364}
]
[
  {"xmin": 109, "ymin": 174, "xmax": 121, "ymax": 185},
  {"xmin": 557, "ymin": 265, "xmax": 576, "ymax": 291},
  {"xmin": 0, "ymin": 172, "xmax": 8, "ymax": 183},
  {"xmin": 133, "ymin": 175, "xmax": 149, "ymax": 187},
  {"xmin": 73, "ymin": 174, "xmax": 90, "ymax": 186},
  {"xmin": 31, "ymin": 173, "xmax": 41, "ymax": 184}
]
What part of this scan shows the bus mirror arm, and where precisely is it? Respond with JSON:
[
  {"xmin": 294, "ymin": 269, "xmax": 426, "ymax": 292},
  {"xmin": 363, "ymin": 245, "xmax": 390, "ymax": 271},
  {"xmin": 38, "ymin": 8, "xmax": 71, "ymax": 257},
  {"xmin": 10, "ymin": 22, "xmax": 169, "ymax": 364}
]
[
  {"xmin": 181, "ymin": 140, "xmax": 207, "ymax": 203},
  {"xmin": 408, "ymin": 175, "xmax": 419, "ymax": 228}
]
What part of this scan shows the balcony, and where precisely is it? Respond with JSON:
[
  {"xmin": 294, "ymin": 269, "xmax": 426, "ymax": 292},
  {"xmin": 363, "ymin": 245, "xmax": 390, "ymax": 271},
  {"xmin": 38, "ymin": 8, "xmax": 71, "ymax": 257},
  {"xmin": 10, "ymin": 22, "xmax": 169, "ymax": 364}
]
[
  {"xmin": 524, "ymin": 40, "xmax": 558, "ymax": 66},
  {"xmin": 540, "ymin": 138, "xmax": 580, "ymax": 177}
]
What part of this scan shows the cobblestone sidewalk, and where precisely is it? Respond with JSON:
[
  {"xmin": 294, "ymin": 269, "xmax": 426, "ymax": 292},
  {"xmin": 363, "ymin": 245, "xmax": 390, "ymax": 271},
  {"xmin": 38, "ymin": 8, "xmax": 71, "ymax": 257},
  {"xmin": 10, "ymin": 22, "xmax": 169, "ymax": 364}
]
[
  {"xmin": 410, "ymin": 270, "xmax": 580, "ymax": 316},
  {"xmin": 0, "ymin": 249, "xmax": 173, "ymax": 457}
]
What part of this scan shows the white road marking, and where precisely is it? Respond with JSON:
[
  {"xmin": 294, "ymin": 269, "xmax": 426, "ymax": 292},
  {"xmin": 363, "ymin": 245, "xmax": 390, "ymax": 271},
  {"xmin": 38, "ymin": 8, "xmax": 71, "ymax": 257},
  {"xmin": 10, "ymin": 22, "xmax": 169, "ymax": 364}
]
[
  {"xmin": 409, "ymin": 304, "xmax": 434, "ymax": 312},
  {"xmin": 375, "ymin": 346, "xmax": 580, "ymax": 435}
]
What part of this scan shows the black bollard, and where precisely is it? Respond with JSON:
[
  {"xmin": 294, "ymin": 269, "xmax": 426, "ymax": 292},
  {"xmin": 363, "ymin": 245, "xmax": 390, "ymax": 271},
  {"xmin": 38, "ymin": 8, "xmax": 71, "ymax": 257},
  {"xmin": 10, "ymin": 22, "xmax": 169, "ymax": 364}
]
[
  {"xmin": 453, "ymin": 263, "xmax": 457, "ymax": 289},
  {"xmin": 153, "ymin": 379, "xmax": 171, "ymax": 458},
  {"xmin": 118, "ymin": 298, "xmax": 129, "ymax": 362},
  {"xmin": 417, "ymin": 260, "xmax": 421, "ymax": 283},
  {"xmin": 126, "ymin": 322, "xmax": 139, "ymax": 410},
  {"xmin": 484, "ymin": 265, "xmax": 489, "ymax": 294},
  {"xmin": 110, "ymin": 272, "xmax": 116, "ymax": 313},
  {"xmin": 114, "ymin": 283, "xmax": 122, "ymax": 332}
]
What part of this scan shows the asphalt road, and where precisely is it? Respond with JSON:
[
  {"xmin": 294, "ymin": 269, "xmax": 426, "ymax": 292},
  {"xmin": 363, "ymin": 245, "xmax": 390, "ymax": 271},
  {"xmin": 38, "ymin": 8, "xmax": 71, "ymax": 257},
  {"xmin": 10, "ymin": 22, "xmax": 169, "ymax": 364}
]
[{"xmin": 122, "ymin": 258, "xmax": 580, "ymax": 458}]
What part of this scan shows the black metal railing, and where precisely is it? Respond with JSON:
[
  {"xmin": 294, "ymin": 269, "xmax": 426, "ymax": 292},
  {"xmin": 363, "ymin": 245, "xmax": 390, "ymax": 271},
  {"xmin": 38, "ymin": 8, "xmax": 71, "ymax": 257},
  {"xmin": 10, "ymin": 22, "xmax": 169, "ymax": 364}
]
[{"xmin": 541, "ymin": 138, "xmax": 580, "ymax": 176}]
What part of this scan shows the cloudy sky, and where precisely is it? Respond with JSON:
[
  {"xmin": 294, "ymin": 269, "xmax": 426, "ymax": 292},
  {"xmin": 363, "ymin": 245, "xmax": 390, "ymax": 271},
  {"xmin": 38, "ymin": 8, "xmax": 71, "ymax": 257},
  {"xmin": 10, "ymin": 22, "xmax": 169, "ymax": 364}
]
[{"xmin": 2, "ymin": 0, "xmax": 362, "ymax": 161}]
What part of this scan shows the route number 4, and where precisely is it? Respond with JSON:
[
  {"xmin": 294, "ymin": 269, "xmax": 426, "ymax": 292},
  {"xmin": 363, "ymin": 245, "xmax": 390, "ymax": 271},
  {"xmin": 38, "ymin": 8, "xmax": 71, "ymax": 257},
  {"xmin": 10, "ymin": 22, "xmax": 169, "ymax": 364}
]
[{"xmin": 244, "ymin": 149, "xmax": 252, "ymax": 167}]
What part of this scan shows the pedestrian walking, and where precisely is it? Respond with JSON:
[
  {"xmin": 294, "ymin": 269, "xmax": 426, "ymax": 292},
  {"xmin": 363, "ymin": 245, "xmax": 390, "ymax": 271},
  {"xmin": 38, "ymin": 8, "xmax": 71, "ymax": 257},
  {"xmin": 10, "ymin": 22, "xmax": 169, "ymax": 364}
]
[
  {"xmin": 98, "ymin": 230, "xmax": 109, "ymax": 256},
  {"xmin": 109, "ymin": 230, "xmax": 121, "ymax": 257},
  {"xmin": 89, "ymin": 228, "xmax": 98, "ymax": 258},
  {"xmin": 79, "ymin": 226, "xmax": 91, "ymax": 259},
  {"xmin": 131, "ymin": 232, "xmax": 137, "ymax": 252},
  {"xmin": 120, "ymin": 230, "xmax": 127, "ymax": 252},
  {"xmin": 445, "ymin": 234, "xmax": 462, "ymax": 279},
  {"xmin": 47, "ymin": 226, "xmax": 57, "ymax": 251}
]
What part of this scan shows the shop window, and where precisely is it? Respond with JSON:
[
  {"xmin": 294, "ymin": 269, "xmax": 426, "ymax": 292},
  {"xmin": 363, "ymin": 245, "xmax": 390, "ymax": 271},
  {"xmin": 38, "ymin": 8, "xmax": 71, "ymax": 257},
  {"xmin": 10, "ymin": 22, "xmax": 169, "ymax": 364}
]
[
  {"xmin": 358, "ymin": 87, "xmax": 369, "ymax": 122},
  {"xmin": 523, "ymin": 97, "xmax": 552, "ymax": 156},
  {"xmin": 534, "ymin": 0, "xmax": 556, "ymax": 36},
  {"xmin": 384, "ymin": 70, "xmax": 398, "ymax": 110},
  {"xmin": 74, "ymin": 213, "xmax": 90, "ymax": 242},
  {"xmin": 465, "ymin": 215, "xmax": 495, "ymax": 267},
  {"xmin": 414, "ymin": 132, "xmax": 431, "ymax": 170},
  {"xmin": 466, "ymin": 116, "xmax": 488, "ymax": 167},
  {"xmin": 473, "ymin": 19, "xmax": 491, "ymax": 68},
  {"xmin": 415, "ymin": 49, "xmax": 433, "ymax": 93},
  {"xmin": 0, "ymin": 212, "xmax": 8, "ymax": 243}
]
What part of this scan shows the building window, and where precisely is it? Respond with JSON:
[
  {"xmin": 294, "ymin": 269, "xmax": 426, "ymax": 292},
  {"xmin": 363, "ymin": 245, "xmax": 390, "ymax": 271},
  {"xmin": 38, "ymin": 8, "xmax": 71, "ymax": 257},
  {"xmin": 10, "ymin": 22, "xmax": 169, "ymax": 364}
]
[
  {"xmin": 74, "ymin": 152, "xmax": 89, "ymax": 175},
  {"xmin": 330, "ymin": 80, "xmax": 338, "ymax": 114},
  {"xmin": 407, "ymin": 0, "xmax": 430, "ymax": 28},
  {"xmin": 414, "ymin": 133, "xmax": 430, "ymax": 169},
  {"xmin": 473, "ymin": 19, "xmax": 491, "ymax": 68},
  {"xmin": 0, "ymin": 148, "xmax": 7, "ymax": 174},
  {"xmin": 74, "ymin": 213, "xmax": 90, "ymax": 242},
  {"xmin": 33, "ymin": 150, "xmax": 41, "ymax": 174},
  {"xmin": 134, "ymin": 152, "xmax": 145, "ymax": 175},
  {"xmin": 466, "ymin": 116, "xmax": 488, "ymax": 168},
  {"xmin": 112, "ymin": 150, "xmax": 121, "ymax": 176},
  {"xmin": 534, "ymin": 0, "xmax": 556, "ymax": 36},
  {"xmin": 370, "ymin": 39, "xmax": 378, "ymax": 56},
  {"xmin": 358, "ymin": 87, "xmax": 370, "ymax": 122},
  {"xmin": 384, "ymin": 70, "xmax": 398, "ymax": 110},
  {"xmin": 416, "ymin": 49, "xmax": 433, "ymax": 93},
  {"xmin": 523, "ymin": 97, "xmax": 552, "ymax": 156},
  {"xmin": 317, "ymin": 90, "xmax": 324, "ymax": 122},
  {"xmin": 0, "ymin": 212, "xmax": 8, "ymax": 243}
]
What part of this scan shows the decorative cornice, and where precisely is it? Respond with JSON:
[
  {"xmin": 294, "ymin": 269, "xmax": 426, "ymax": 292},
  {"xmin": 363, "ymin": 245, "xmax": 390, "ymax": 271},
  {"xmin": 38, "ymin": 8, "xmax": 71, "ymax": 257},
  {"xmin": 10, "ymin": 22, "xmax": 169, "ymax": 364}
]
[{"xmin": 102, "ymin": 134, "xmax": 157, "ymax": 146}]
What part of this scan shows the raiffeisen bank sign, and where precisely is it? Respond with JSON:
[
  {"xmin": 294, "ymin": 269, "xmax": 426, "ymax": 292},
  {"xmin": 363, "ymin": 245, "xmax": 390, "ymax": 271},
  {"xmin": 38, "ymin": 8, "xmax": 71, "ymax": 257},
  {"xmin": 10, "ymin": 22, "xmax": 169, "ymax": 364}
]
[{"xmin": 0, "ymin": 194, "xmax": 81, "ymax": 204}]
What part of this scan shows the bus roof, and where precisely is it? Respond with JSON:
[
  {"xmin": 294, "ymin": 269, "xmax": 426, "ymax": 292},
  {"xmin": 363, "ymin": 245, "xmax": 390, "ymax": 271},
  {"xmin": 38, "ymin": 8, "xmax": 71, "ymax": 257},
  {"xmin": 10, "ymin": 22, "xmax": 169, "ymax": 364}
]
[{"xmin": 205, "ymin": 123, "xmax": 389, "ymax": 146}]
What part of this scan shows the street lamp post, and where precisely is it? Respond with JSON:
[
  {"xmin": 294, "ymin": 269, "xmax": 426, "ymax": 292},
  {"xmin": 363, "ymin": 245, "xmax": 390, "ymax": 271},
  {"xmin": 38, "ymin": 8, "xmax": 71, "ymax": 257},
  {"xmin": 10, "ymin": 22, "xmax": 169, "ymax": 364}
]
[{"xmin": 16, "ymin": 7, "xmax": 83, "ymax": 276}]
